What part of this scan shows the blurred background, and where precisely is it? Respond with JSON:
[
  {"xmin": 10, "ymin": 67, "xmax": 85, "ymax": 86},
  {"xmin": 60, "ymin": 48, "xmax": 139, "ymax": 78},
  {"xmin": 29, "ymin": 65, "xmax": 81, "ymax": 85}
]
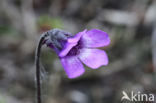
[{"xmin": 0, "ymin": 0, "xmax": 156, "ymax": 103}]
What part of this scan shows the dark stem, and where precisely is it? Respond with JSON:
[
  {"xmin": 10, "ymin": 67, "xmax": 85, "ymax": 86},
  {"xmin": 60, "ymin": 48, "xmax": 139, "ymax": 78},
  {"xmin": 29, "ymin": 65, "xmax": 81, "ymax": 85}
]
[{"xmin": 35, "ymin": 33, "xmax": 47, "ymax": 103}]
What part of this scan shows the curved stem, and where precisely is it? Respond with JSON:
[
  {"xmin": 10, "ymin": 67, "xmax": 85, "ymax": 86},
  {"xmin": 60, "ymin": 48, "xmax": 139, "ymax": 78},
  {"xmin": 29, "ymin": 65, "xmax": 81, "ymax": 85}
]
[{"xmin": 35, "ymin": 33, "xmax": 47, "ymax": 103}]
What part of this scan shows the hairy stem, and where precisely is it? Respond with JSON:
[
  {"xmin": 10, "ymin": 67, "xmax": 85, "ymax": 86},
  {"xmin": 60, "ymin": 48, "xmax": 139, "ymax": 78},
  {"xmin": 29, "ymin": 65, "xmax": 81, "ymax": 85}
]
[{"xmin": 35, "ymin": 33, "xmax": 47, "ymax": 103}]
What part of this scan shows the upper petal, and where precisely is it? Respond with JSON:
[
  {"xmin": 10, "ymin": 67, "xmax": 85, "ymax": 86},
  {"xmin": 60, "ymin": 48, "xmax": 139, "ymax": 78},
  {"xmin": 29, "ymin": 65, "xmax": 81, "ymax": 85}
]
[
  {"xmin": 68, "ymin": 29, "xmax": 87, "ymax": 43},
  {"xmin": 59, "ymin": 29, "xmax": 87, "ymax": 57},
  {"xmin": 81, "ymin": 29, "xmax": 110, "ymax": 47},
  {"xmin": 79, "ymin": 48, "xmax": 108, "ymax": 69},
  {"xmin": 60, "ymin": 56, "xmax": 85, "ymax": 78}
]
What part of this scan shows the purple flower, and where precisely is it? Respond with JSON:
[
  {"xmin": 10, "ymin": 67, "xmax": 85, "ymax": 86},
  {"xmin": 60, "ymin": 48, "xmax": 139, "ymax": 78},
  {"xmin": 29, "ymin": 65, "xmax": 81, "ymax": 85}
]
[{"xmin": 44, "ymin": 29, "xmax": 110, "ymax": 78}]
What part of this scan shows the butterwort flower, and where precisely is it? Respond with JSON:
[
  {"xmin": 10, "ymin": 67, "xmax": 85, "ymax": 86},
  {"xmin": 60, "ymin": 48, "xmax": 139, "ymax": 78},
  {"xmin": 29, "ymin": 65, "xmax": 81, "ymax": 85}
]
[{"xmin": 44, "ymin": 29, "xmax": 110, "ymax": 78}]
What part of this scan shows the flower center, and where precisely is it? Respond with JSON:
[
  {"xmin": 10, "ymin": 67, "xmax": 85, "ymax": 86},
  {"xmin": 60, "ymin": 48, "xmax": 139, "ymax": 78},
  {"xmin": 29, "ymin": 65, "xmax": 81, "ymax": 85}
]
[{"xmin": 67, "ymin": 40, "xmax": 83, "ymax": 56}]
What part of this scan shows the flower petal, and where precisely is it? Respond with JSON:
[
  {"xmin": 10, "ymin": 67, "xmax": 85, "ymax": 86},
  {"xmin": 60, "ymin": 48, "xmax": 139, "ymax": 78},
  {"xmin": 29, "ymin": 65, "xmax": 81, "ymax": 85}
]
[
  {"xmin": 79, "ymin": 48, "xmax": 108, "ymax": 69},
  {"xmin": 68, "ymin": 29, "xmax": 87, "ymax": 43},
  {"xmin": 60, "ymin": 56, "xmax": 85, "ymax": 78},
  {"xmin": 59, "ymin": 29, "xmax": 87, "ymax": 57},
  {"xmin": 82, "ymin": 29, "xmax": 110, "ymax": 47}
]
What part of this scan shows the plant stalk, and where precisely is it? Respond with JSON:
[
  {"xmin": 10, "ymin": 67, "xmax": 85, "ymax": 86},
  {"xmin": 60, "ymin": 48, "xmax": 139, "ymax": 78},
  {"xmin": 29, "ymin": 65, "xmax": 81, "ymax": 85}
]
[{"xmin": 35, "ymin": 33, "xmax": 47, "ymax": 103}]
